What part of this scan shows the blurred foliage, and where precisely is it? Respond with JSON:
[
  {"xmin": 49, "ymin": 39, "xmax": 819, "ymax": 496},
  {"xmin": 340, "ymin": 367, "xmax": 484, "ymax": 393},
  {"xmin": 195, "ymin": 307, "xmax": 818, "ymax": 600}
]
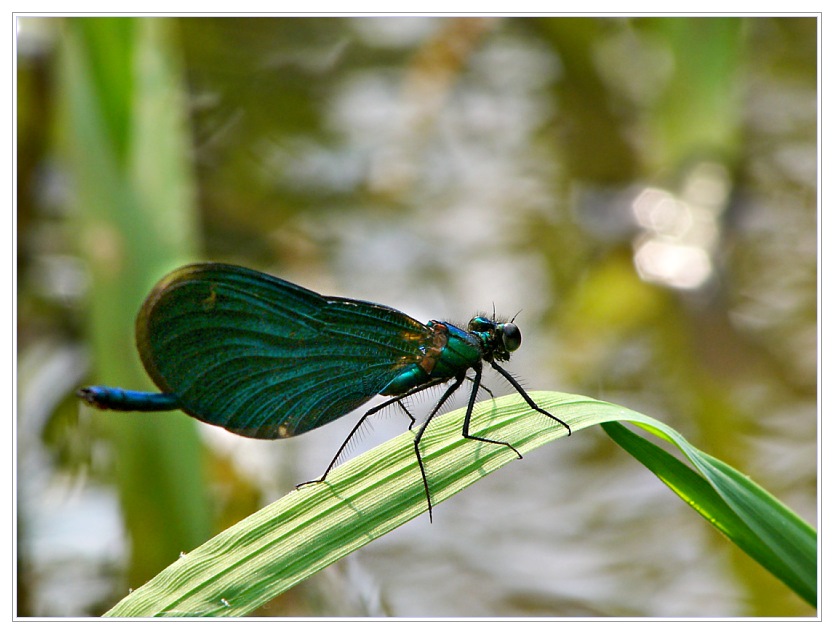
[
  {"xmin": 56, "ymin": 17, "xmax": 212, "ymax": 589},
  {"xmin": 16, "ymin": 16, "xmax": 816, "ymax": 617}
]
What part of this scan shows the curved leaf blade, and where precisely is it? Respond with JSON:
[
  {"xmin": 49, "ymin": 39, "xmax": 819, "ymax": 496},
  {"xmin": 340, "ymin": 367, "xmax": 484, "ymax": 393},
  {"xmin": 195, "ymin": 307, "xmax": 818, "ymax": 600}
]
[
  {"xmin": 104, "ymin": 392, "xmax": 816, "ymax": 616},
  {"xmin": 602, "ymin": 421, "xmax": 816, "ymax": 607}
]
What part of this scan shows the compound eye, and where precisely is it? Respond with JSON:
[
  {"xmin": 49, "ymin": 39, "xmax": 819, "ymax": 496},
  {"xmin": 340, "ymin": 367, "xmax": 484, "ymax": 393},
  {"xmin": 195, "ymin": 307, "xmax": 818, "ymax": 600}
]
[{"xmin": 500, "ymin": 322, "xmax": 521, "ymax": 352}]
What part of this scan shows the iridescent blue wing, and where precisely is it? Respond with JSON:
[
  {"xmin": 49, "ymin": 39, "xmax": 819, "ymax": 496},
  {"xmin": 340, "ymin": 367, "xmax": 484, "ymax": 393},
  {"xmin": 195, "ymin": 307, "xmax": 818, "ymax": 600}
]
[{"xmin": 136, "ymin": 263, "xmax": 434, "ymax": 439}]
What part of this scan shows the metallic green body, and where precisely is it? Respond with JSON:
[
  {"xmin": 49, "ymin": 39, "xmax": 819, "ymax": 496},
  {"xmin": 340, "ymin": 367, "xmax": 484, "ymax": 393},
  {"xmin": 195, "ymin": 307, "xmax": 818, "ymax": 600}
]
[{"xmin": 78, "ymin": 262, "xmax": 570, "ymax": 520}]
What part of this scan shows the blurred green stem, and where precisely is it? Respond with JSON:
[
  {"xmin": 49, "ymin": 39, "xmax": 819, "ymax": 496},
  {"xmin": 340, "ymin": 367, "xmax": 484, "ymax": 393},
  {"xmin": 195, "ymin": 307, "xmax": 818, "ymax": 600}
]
[{"xmin": 58, "ymin": 17, "xmax": 211, "ymax": 589}]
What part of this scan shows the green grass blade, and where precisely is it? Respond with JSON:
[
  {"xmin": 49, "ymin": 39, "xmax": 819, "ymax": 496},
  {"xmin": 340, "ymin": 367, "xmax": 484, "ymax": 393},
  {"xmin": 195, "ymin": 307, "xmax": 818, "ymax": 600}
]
[
  {"xmin": 608, "ymin": 413, "xmax": 816, "ymax": 608},
  {"xmin": 694, "ymin": 451, "xmax": 817, "ymax": 605},
  {"xmin": 601, "ymin": 421, "xmax": 816, "ymax": 607},
  {"xmin": 104, "ymin": 392, "xmax": 584, "ymax": 616},
  {"xmin": 103, "ymin": 392, "xmax": 816, "ymax": 616},
  {"xmin": 59, "ymin": 17, "xmax": 210, "ymax": 586}
]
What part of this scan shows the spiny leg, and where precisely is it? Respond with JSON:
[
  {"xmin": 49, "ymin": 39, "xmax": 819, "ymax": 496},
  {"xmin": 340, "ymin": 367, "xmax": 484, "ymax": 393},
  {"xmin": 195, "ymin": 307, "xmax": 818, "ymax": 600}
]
[
  {"xmin": 490, "ymin": 362, "xmax": 571, "ymax": 435},
  {"xmin": 412, "ymin": 374, "xmax": 467, "ymax": 522},
  {"xmin": 467, "ymin": 374, "xmax": 495, "ymax": 399},
  {"xmin": 296, "ymin": 379, "xmax": 446, "ymax": 489},
  {"xmin": 397, "ymin": 400, "xmax": 417, "ymax": 428},
  {"xmin": 400, "ymin": 378, "xmax": 451, "ymax": 431},
  {"xmin": 461, "ymin": 363, "xmax": 522, "ymax": 459},
  {"xmin": 405, "ymin": 377, "xmax": 491, "ymax": 430}
]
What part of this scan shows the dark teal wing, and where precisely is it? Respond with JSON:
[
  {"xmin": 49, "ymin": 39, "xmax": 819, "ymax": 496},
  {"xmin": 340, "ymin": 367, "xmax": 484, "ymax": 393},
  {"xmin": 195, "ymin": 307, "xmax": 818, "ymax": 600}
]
[{"xmin": 136, "ymin": 263, "xmax": 434, "ymax": 439}]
